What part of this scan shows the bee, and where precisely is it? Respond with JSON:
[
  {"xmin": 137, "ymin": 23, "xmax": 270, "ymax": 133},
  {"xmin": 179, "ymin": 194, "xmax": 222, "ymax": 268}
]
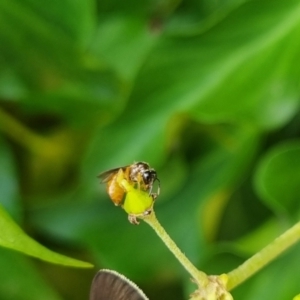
[{"xmin": 98, "ymin": 162, "xmax": 160, "ymax": 206}]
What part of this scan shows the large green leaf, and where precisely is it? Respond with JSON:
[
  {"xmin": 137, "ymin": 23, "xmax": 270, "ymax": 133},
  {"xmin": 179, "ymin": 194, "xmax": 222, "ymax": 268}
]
[
  {"xmin": 0, "ymin": 0, "xmax": 122, "ymax": 124},
  {"xmin": 0, "ymin": 203, "xmax": 92, "ymax": 268},
  {"xmin": 90, "ymin": 16, "xmax": 159, "ymax": 81},
  {"xmin": 129, "ymin": 0, "xmax": 300, "ymax": 127},
  {"xmin": 83, "ymin": 0, "xmax": 300, "ymax": 187},
  {"xmin": 254, "ymin": 140, "xmax": 300, "ymax": 217},
  {"xmin": 0, "ymin": 0, "xmax": 94, "ymax": 80}
]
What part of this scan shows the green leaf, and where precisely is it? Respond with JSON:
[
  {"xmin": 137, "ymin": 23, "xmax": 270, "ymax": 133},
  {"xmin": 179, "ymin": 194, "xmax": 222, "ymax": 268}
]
[
  {"xmin": 83, "ymin": 0, "xmax": 300, "ymax": 187},
  {"xmin": 129, "ymin": 0, "xmax": 300, "ymax": 128},
  {"xmin": 254, "ymin": 140, "xmax": 300, "ymax": 217},
  {"xmin": 0, "ymin": 203, "xmax": 92, "ymax": 268},
  {"xmin": 0, "ymin": 0, "xmax": 122, "ymax": 123},
  {"xmin": 91, "ymin": 16, "xmax": 158, "ymax": 80},
  {"xmin": 0, "ymin": 0, "xmax": 95, "ymax": 84},
  {"xmin": 21, "ymin": 67, "xmax": 125, "ymax": 126}
]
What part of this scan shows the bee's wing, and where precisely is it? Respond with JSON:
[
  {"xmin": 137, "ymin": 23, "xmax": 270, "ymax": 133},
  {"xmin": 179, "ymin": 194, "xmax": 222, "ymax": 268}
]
[
  {"xmin": 97, "ymin": 166, "xmax": 128, "ymax": 183},
  {"xmin": 90, "ymin": 269, "xmax": 148, "ymax": 300}
]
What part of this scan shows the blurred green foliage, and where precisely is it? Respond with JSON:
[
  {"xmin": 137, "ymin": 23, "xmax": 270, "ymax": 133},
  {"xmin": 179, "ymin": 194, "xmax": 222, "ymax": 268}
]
[{"xmin": 0, "ymin": 0, "xmax": 300, "ymax": 299}]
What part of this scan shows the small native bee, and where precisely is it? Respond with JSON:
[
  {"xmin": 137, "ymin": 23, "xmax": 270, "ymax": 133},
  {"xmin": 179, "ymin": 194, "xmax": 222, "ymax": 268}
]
[{"xmin": 98, "ymin": 162, "xmax": 160, "ymax": 206}]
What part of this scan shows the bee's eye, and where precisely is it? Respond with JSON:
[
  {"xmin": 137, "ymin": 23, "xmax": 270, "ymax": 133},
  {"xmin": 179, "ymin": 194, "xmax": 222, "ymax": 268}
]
[
  {"xmin": 142, "ymin": 172, "xmax": 150, "ymax": 183},
  {"xmin": 143, "ymin": 170, "xmax": 156, "ymax": 184}
]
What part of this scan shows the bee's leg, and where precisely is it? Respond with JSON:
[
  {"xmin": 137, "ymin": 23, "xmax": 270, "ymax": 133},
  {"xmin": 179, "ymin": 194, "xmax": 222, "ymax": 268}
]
[
  {"xmin": 128, "ymin": 208, "xmax": 152, "ymax": 225},
  {"xmin": 151, "ymin": 193, "xmax": 158, "ymax": 200},
  {"xmin": 148, "ymin": 178, "xmax": 160, "ymax": 199},
  {"xmin": 156, "ymin": 178, "xmax": 160, "ymax": 196},
  {"xmin": 148, "ymin": 184, "xmax": 153, "ymax": 195},
  {"xmin": 128, "ymin": 214, "xmax": 139, "ymax": 225}
]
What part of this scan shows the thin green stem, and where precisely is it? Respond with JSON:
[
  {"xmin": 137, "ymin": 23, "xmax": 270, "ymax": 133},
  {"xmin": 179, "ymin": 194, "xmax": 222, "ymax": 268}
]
[
  {"xmin": 227, "ymin": 221, "xmax": 300, "ymax": 290},
  {"xmin": 143, "ymin": 211, "xmax": 209, "ymax": 287}
]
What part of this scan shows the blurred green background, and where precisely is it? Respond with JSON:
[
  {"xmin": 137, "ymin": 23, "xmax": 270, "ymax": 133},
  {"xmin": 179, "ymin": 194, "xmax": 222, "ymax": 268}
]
[{"xmin": 0, "ymin": 0, "xmax": 300, "ymax": 299}]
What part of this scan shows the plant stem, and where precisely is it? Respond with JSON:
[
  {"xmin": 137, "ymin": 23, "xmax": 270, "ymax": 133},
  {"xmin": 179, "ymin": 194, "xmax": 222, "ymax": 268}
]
[
  {"xmin": 0, "ymin": 107, "xmax": 59, "ymax": 156},
  {"xmin": 143, "ymin": 211, "xmax": 209, "ymax": 287},
  {"xmin": 227, "ymin": 221, "xmax": 300, "ymax": 290}
]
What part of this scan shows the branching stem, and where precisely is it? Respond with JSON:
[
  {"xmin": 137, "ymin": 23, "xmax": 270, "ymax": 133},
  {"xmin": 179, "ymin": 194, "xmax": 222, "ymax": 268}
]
[{"xmin": 227, "ymin": 221, "xmax": 300, "ymax": 290}]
